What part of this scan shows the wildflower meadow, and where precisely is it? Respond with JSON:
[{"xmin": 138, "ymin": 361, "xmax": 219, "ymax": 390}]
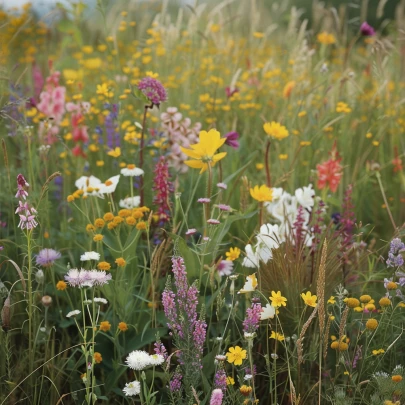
[{"xmin": 1, "ymin": 0, "xmax": 405, "ymax": 404}]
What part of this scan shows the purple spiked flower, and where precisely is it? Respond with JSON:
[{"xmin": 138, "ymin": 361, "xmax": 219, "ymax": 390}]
[
  {"xmin": 137, "ymin": 77, "xmax": 167, "ymax": 106},
  {"xmin": 210, "ymin": 389, "xmax": 224, "ymax": 405}
]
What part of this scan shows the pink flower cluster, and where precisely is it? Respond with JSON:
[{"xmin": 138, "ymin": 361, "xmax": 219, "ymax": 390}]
[
  {"xmin": 153, "ymin": 156, "xmax": 173, "ymax": 224},
  {"xmin": 15, "ymin": 174, "xmax": 38, "ymax": 230},
  {"xmin": 64, "ymin": 268, "xmax": 112, "ymax": 288},
  {"xmin": 66, "ymin": 101, "xmax": 91, "ymax": 157},
  {"xmin": 137, "ymin": 76, "xmax": 167, "ymax": 106},
  {"xmin": 161, "ymin": 107, "xmax": 201, "ymax": 173},
  {"xmin": 36, "ymin": 70, "xmax": 66, "ymax": 144}
]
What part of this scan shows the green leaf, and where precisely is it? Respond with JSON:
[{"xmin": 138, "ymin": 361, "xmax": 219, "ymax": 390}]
[
  {"xmin": 168, "ymin": 234, "xmax": 200, "ymax": 280},
  {"xmin": 205, "ymin": 211, "xmax": 256, "ymax": 262},
  {"xmin": 123, "ymin": 227, "xmax": 141, "ymax": 252},
  {"xmin": 131, "ymin": 86, "xmax": 151, "ymax": 105}
]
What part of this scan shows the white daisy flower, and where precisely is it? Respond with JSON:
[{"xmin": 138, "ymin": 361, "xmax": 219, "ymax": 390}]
[
  {"xmin": 238, "ymin": 274, "xmax": 258, "ymax": 294},
  {"xmin": 126, "ymin": 350, "xmax": 151, "ymax": 370},
  {"xmin": 148, "ymin": 354, "xmax": 164, "ymax": 366},
  {"xmin": 99, "ymin": 175, "xmax": 120, "ymax": 194},
  {"xmin": 123, "ymin": 380, "xmax": 141, "ymax": 396},
  {"xmin": 121, "ymin": 164, "xmax": 144, "ymax": 177},
  {"xmin": 75, "ymin": 175, "xmax": 103, "ymax": 198}
]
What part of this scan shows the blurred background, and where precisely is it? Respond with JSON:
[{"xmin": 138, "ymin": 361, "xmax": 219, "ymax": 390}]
[{"xmin": 0, "ymin": 0, "xmax": 403, "ymax": 27}]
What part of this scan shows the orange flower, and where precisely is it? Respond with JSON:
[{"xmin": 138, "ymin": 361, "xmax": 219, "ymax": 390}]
[{"xmin": 99, "ymin": 321, "xmax": 111, "ymax": 332}]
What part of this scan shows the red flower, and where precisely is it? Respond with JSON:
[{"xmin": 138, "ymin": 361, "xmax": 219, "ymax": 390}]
[{"xmin": 316, "ymin": 143, "xmax": 342, "ymax": 193}]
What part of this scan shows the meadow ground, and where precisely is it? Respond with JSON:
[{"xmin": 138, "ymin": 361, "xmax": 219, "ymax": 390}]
[{"xmin": 0, "ymin": 1, "xmax": 405, "ymax": 404}]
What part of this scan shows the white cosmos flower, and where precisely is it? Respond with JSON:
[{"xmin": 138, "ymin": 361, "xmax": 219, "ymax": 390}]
[
  {"xmin": 99, "ymin": 175, "xmax": 120, "ymax": 194},
  {"xmin": 123, "ymin": 380, "xmax": 141, "ymax": 396},
  {"xmin": 80, "ymin": 251, "xmax": 100, "ymax": 261},
  {"xmin": 260, "ymin": 304, "xmax": 276, "ymax": 320},
  {"xmin": 119, "ymin": 196, "xmax": 141, "ymax": 209},
  {"xmin": 295, "ymin": 184, "xmax": 315, "ymax": 210},
  {"xmin": 75, "ymin": 175, "xmax": 103, "ymax": 197},
  {"xmin": 121, "ymin": 164, "xmax": 144, "ymax": 177},
  {"xmin": 238, "ymin": 274, "xmax": 258, "ymax": 294},
  {"xmin": 242, "ymin": 244, "xmax": 259, "ymax": 268}
]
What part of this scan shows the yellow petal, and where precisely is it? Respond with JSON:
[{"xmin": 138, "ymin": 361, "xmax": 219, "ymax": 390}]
[
  {"xmin": 184, "ymin": 160, "xmax": 204, "ymax": 169},
  {"xmin": 180, "ymin": 146, "xmax": 202, "ymax": 159},
  {"xmin": 212, "ymin": 152, "xmax": 227, "ymax": 162}
]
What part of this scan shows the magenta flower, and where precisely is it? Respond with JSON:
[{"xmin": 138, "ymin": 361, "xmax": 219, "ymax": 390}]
[
  {"xmin": 224, "ymin": 131, "xmax": 239, "ymax": 149},
  {"xmin": 153, "ymin": 156, "xmax": 173, "ymax": 225},
  {"xmin": 360, "ymin": 22, "xmax": 375, "ymax": 36},
  {"xmin": 137, "ymin": 77, "xmax": 167, "ymax": 106}
]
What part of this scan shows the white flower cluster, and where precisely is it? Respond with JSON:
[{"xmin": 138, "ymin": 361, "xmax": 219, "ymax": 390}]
[
  {"xmin": 125, "ymin": 350, "xmax": 164, "ymax": 371},
  {"xmin": 75, "ymin": 174, "xmax": 120, "ymax": 198},
  {"xmin": 243, "ymin": 185, "xmax": 316, "ymax": 268}
]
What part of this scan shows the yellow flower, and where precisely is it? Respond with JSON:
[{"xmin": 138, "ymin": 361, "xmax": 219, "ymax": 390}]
[
  {"xmin": 56, "ymin": 280, "xmax": 67, "ymax": 291},
  {"xmin": 250, "ymin": 185, "xmax": 273, "ymax": 202},
  {"xmin": 108, "ymin": 147, "xmax": 121, "ymax": 158},
  {"xmin": 263, "ymin": 121, "xmax": 289, "ymax": 140},
  {"xmin": 97, "ymin": 262, "xmax": 111, "ymax": 271},
  {"xmin": 256, "ymin": 163, "xmax": 264, "ymax": 170},
  {"xmin": 346, "ymin": 298, "xmax": 360, "ymax": 308},
  {"xmin": 379, "ymin": 297, "xmax": 391, "ymax": 307},
  {"xmin": 240, "ymin": 385, "xmax": 252, "ymax": 396},
  {"xmin": 99, "ymin": 321, "xmax": 111, "ymax": 332},
  {"xmin": 96, "ymin": 83, "xmax": 109, "ymax": 97},
  {"xmin": 365, "ymin": 318, "xmax": 378, "ymax": 331},
  {"xmin": 226, "ymin": 376, "xmax": 235, "ymax": 385},
  {"xmin": 360, "ymin": 295, "xmax": 372, "ymax": 303},
  {"xmin": 115, "ymin": 257, "xmax": 126, "ymax": 267},
  {"xmin": 317, "ymin": 32, "xmax": 336, "ymax": 45},
  {"xmin": 392, "ymin": 375, "xmax": 403, "ymax": 383},
  {"xmin": 327, "ymin": 296, "xmax": 336, "ymax": 305},
  {"xmin": 226, "ymin": 247, "xmax": 241, "ymax": 261},
  {"xmin": 226, "ymin": 346, "xmax": 247, "ymax": 366},
  {"xmin": 180, "ymin": 129, "xmax": 227, "ymax": 174},
  {"xmin": 118, "ymin": 322, "xmax": 128, "ymax": 332},
  {"xmin": 372, "ymin": 348, "xmax": 385, "ymax": 356},
  {"xmin": 301, "ymin": 291, "xmax": 317, "ymax": 307},
  {"xmin": 270, "ymin": 331, "xmax": 284, "ymax": 341},
  {"xmin": 94, "ymin": 352, "xmax": 103, "ymax": 363},
  {"xmin": 270, "ymin": 291, "xmax": 287, "ymax": 308},
  {"xmin": 93, "ymin": 234, "xmax": 103, "ymax": 242}
]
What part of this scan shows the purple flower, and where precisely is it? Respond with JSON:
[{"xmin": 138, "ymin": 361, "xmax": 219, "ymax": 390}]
[
  {"xmin": 169, "ymin": 371, "xmax": 182, "ymax": 392},
  {"xmin": 214, "ymin": 369, "xmax": 227, "ymax": 391},
  {"xmin": 15, "ymin": 174, "xmax": 29, "ymax": 200},
  {"xmin": 387, "ymin": 238, "xmax": 405, "ymax": 268},
  {"xmin": 218, "ymin": 204, "xmax": 231, "ymax": 211},
  {"xmin": 360, "ymin": 22, "xmax": 375, "ymax": 37},
  {"xmin": 207, "ymin": 219, "xmax": 220, "ymax": 225},
  {"xmin": 137, "ymin": 77, "xmax": 167, "ymax": 106},
  {"xmin": 243, "ymin": 302, "xmax": 262, "ymax": 334},
  {"xmin": 198, "ymin": 198, "xmax": 211, "ymax": 204},
  {"xmin": 35, "ymin": 248, "xmax": 61, "ymax": 267},
  {"xmin": 224, "ymin": 131, "xmax": 239, "ymax": 149}
]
